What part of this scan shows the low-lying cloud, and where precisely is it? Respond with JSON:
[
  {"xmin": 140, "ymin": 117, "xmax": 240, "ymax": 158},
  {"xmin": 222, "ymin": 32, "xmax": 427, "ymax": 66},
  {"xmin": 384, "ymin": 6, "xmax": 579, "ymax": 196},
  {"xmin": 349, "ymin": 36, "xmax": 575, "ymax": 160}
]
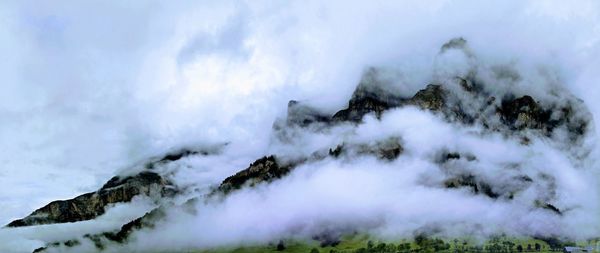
[{"xmin": 1, "ymin": 1, "xmax": 600, "ymax": 252}]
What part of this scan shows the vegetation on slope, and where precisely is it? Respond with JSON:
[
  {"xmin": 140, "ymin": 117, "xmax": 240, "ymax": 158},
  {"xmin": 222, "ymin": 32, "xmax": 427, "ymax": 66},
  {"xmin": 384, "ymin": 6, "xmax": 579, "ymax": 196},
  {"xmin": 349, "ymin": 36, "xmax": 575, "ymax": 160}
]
[{"xmin": 190, "ymin": 235, "xmax": 598, "ymax": 253}]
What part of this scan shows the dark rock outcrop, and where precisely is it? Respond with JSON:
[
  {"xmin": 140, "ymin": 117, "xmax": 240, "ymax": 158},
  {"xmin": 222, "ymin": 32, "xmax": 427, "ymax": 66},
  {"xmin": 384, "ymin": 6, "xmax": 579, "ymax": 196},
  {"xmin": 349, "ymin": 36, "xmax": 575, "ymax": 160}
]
[
  {"xmin": 498, "ymin": 95, "xmax": 551, "ymax": 131},
  {"xmin": 535, "ymin": 200, "xmax": 563, "ymax": 215},
  {"xmin": 91, "ymin": 207, "xmax": 166, "ymax": 247},
  {"xmin": 102, "ymin": 207, "xmax": 166, "ymax": 243},
  {"xmin": 332, "ymin": 92, "xmax": 395, "ymax": 122},
  {"xmin": 217, "ymin": 156, "xmax": 293, "ymax": 194},
  {"xmin": 493, "ymin": 94, "xmax": 589, "ymax": 143},
  {"xmin": 33, "ymin": 208, "xmax": 168, "ymax": 252},
  {"xmin": 408, "ymin": 84, "xmax": 446, "ymax": 111},
  {"xmin": 444, "ymin": 174, "xmax": 499, "ymax": 199},
  {"xmin": 372, "ymin": 139, "xmax": 403, "ymax": 161},
  {"xmin": 438, "ymin": 150, "xmax": 535, "ymax": 200},
  {"xmin": 497, "ymin": 94, "xmax": 586, "ymax": 137},
  {"xmin": 286, "ymin": 100, "xmax": 331, "ymax": 127},
  {"xmin": 332, "ymin": 83, "xmax": 446, "ymax": 123},
  {"xmin": 328, "ymin": 137, "xmax": 403, "ymax": 161},
  {"xmin": 435, "ymin": 151, "xmax": 476, "ymax": 164},
  {"xmin": 332, "ymin": 68, "xmax": 404, "ymax": 122},
  {"xmin": 33, "ymin": 239, "xmax": 80, "ymax": 253},
  {"xmin": 440, "ymin": 37, "xmax": 468, "ymax": 53},
  {"xmin": 145, "ymin": 147, "xmax": 221, "ymax": 169},
  {"xmin": 7, "ymin": 171, "xmax": 175, "ymax": 227}
]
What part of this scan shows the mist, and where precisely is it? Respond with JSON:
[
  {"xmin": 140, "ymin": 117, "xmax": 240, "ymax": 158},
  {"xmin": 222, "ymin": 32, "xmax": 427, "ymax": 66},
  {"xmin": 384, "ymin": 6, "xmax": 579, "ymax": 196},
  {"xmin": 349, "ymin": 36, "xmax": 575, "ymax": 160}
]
[{"xmin": 1, "ymin": 1, "xmax": 599, "ymax": 252}]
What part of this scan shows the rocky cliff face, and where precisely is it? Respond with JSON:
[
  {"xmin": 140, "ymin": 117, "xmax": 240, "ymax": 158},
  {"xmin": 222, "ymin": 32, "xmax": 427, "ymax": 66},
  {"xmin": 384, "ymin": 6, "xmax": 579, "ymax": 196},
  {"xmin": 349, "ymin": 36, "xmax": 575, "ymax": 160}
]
[
  {"xmin": 329, "ymin": 74, "xmax": 587, "ymax": 143},
  {"xmin": 217, "ymin": 155, "xmax": 292, "ymax": 194},
  {"xmin": 4, "ymin": 148, "xmax": 206, "ymax": 227},
  {"xmin": 7, "ymin": 171, "xmax": 175, "ymax": 228}
]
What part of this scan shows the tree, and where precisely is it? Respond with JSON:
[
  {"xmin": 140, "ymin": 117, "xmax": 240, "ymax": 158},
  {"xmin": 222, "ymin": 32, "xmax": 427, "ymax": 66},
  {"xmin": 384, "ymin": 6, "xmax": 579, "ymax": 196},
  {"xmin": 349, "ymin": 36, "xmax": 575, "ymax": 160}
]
[
  {"xmin": 276, "ymin": 240, "xmax": 285, "ymax": 251},
  {"xmin": 516, "ymin": 245, "xmax": 523, "ymax": 252},
  {"xmin": 310, "ymin": 248, "xmax": 320, "ymax": 253},
  {"xmin": 367, "ymin": 240, "xmax": 374, "ymax": 249}
]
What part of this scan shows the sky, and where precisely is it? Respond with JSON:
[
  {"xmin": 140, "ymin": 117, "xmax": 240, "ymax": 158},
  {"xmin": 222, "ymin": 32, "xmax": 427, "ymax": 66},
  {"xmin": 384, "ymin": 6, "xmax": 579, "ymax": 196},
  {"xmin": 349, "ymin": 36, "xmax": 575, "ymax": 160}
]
[{"xmin": 0, "ymin": 1, "xmax": 600, "ymax": 252}]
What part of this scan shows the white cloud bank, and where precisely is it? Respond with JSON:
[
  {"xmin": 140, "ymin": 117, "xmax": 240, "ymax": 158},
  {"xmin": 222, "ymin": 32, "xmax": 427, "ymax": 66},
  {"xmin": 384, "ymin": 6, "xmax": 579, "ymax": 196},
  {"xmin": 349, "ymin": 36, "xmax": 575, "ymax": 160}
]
[{"xmin": 0, "ymin": 0, "xmax": 600, "ymax": 252}]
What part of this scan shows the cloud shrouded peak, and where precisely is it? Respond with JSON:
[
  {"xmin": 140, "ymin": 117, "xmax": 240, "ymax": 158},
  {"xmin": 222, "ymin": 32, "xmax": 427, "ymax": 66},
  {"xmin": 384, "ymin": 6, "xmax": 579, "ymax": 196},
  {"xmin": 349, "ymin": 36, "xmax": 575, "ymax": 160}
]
[{"xmin": 1, "ymin": 1, "xmax": 600, "ymax": 253}]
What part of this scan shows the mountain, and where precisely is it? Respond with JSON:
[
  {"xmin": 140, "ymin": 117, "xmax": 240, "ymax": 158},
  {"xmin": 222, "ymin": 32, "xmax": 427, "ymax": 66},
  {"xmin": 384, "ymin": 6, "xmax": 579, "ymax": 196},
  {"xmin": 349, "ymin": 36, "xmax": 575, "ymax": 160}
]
[{"xmin": 7, "ymin": 38, "xmax": 593, "ymax": 253}]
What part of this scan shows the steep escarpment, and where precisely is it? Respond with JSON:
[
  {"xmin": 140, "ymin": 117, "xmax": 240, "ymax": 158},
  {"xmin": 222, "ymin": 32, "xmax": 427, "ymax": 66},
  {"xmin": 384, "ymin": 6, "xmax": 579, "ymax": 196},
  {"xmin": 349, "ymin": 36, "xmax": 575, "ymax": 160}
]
[
  {"xmin": 5, "ymin": 148, "xmax": 209, "ymax": 228},
  {"xmin": 7, "ymin": 171, "xmax": 174, "ymax": 228},
  {"xmin": 217, "ymin": 156, "xmax": 293, "ymax": 194}
]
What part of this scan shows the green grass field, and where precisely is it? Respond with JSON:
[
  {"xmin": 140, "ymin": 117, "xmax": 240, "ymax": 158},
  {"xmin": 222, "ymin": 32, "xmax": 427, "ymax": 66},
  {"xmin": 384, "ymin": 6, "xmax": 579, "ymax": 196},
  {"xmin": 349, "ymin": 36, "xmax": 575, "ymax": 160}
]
[{"xmin": 177, "ymin": 234, "xmax": 599, "ymax": 253}]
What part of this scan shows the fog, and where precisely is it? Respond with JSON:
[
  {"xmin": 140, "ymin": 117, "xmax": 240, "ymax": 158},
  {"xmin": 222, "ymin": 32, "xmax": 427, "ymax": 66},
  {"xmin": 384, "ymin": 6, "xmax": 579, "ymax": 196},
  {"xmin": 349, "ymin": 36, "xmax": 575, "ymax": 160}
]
[{"xmin": 0, "ymin": 1, "xmax": 599, "ymax": 252}]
